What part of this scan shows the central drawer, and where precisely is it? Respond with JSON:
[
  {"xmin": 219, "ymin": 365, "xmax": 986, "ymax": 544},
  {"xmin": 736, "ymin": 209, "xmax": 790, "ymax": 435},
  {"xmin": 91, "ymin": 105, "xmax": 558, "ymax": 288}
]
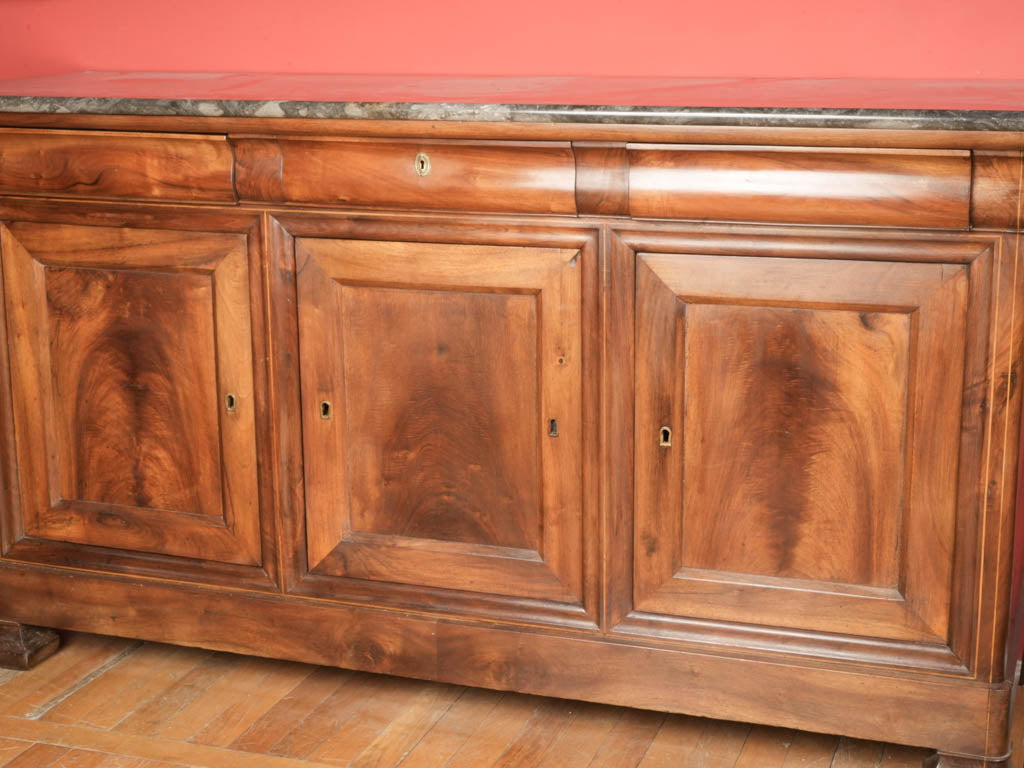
[{"xmin": 231, "ymin": 136, "xmax": 578, "ymax": 214}]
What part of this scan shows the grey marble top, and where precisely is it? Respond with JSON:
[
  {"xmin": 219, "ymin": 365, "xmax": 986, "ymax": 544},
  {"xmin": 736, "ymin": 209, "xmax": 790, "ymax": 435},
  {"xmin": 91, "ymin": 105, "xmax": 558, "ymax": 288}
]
[{"xmin": 0, "ymin": 73, "xmax": 1022, "ymax": 131}]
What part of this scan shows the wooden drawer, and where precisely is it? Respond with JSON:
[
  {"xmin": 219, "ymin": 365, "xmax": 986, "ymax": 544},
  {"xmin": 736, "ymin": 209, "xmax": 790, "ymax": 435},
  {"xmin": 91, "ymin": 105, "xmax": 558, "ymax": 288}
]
[
  {"xmin": 628, "ymin": 145, "xmax": 972, "ymax": 227},
  {"xmin": 231, "ymin": 137, "xmax": 578, "ymax": 214},
  {"xmin": 0, "ymin": 128, "xmax": 235, "ymax": 203}
]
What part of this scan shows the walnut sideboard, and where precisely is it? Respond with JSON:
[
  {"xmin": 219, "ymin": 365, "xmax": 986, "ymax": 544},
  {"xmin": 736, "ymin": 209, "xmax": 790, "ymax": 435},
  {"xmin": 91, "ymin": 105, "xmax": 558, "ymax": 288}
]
[{"xmin": 0, "ymin": 74, "xmax": 1023, "ymax": 766}]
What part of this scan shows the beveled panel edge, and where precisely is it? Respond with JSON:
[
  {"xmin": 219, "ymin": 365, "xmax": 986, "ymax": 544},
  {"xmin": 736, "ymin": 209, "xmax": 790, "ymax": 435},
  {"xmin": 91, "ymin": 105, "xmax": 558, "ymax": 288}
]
[
  {"xmin": 1, "ymin": 537, "xmax": 279, "ymax": 592},
  {"xmin": 612, "ymin": 611, "xmax": 968, "ymax": 676}
]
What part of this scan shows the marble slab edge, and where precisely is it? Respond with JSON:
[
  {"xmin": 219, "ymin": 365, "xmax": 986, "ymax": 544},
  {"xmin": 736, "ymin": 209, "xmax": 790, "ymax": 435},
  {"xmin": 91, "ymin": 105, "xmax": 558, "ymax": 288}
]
[{"xmin": 1, "ymin": 95, "xmax": 1024, "ymax": 131}]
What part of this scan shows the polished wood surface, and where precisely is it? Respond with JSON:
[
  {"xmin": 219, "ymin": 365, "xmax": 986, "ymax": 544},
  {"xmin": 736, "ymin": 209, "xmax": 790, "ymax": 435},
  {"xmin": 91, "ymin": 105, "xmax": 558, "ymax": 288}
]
[
  {"xmin": 573, "ymin": 143, "xmax": 630, "ymax": 216},
  {"xmin": 0, "ymin": 128, "xmax": 235, "ymax": 203},
  {"xmin": 633, "ymin": 243, "xmax": 973, "ymax": 644},
  {"xmin": 0, "ymin": 631, "xmax": 965, "ymax": 768},
  {"xmin": 236, "ymin": 137, "xmax": 579, "ymax": 214},
  {"xmin": 0, "ymin": 221, "xmax": 262, "ymax": 565},
  {"xmin": 1, "ymin": 109, "xmax": 1023, "ymax": 766},
  {"xmin": 971, "ymin": 150, "xmax": 1024, "ymax": 230},
  {"xmin": 295, "ymin": 235, "xmax": 585, "ymax": 605},
  {"xmin": 628, "ymin": 146, "xmax": 972, "ymax": 227}
]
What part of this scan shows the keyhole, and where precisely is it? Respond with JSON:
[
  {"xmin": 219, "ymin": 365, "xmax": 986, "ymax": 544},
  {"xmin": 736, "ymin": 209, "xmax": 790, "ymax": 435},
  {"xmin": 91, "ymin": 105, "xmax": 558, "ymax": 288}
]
[
  {"xmin": 414, "ymin": 152, "xmax": 431, "ymax": 177},
  {"xmin": 321, "ymin": 401, "xmax": 332, "ymax": 420},
  {"xmin": 225, "ymin": 393, "xmax": 237, "ymax": 413},
  {"xmin": 659, "ymin": 426, "xmax": 672, "ymax": 447},
  {"xmin": 549, "ymin": 419, "xmax": 559, "ymax": 437}
]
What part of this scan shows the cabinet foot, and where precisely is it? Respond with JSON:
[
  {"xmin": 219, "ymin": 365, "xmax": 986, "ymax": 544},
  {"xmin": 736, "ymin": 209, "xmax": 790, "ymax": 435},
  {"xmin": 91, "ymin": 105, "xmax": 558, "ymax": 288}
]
[
  {"xmin": 0, "ymin": 620, "xmax": 60, "ymax": 670},
  {"xmin": 925, "ymin": 751, "xmax": 1010, "ymax": 767}
]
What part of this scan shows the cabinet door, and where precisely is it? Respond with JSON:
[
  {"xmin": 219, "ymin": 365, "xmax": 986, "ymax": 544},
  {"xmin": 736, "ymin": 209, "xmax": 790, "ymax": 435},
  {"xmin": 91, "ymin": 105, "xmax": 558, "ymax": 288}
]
[
  {"xmin": 296, "ymin": 236, "xmax": 584, "ymax": 605},
  {"xmin": 0, "ymin": 222, "xmax": 261, "ymax": 566},
  {"xmin": 632, "ymin": 237, "xmax": 986, "ymax": 647}
]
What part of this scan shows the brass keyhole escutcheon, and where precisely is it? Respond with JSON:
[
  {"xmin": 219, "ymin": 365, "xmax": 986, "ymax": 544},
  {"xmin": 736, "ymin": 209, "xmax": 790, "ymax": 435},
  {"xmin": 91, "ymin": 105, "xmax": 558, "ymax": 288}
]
[
  {"xmin": 414, "ymin": 152, "xmax": 431, "ymax": 177},
  {"xmin": 659, "ymin": 426, "xmax": 672, "ymax": 447},
  {"xmin": 320, "ymin": 400, "xmax": 333, "ymax": 420},
  {"xmin": 225, "ymin": 393, "xmax": 237, "ymax": 413}
]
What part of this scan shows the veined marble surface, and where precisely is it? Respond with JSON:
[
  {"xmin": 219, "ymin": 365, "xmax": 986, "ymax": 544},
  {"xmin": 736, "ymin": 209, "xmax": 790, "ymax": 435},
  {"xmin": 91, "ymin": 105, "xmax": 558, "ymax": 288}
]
[{"xmin": 0, "ymin": 72, "xmax": 1022, "ymax": 131}]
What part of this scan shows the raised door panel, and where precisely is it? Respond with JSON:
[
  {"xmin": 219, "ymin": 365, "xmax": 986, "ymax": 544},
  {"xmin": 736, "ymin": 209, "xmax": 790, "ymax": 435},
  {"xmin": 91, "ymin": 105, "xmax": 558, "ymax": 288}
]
[
  {"xmin": 634, "ymin": 247, "xmax": 976, "ymax": 645},
  {"xmin": 0, "ymin": 222, "xmax": 261, "ymax": 566},
  {"xmin": 296, "ymin": 237, "xmax": 584, "ymax": 604}
]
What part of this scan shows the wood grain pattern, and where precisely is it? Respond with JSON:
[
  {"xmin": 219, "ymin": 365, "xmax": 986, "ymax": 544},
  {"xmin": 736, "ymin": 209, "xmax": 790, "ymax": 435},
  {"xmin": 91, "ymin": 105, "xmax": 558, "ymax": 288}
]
[
  {"xmin": 231, "ymin": 138, "xmax": 285, "ymax": 202},
  {"xmin": 0, "ymin": 128, "xmax": 235, "ymax": 203},
  {"xmin": 259, "ymin": 138, "xmax": 578, "ymax": 214},
  {"xmin": 633, "ymin": 243, "xmax": 973, "ymax": 643},
  {"xmin": 628, "ymin": 146, "xmax": 972, "ymax": 228},
  {"xmin": 341, "ymin": 286, "xmax": 540, "ymax": 550},
  {"xmin": 573, "ymin": 143, "xmax": 630, "ymax": 216},
  {"xmin": 295, "ymin": 236, "xmax": 585, "ymax": 605},
  {"xmin": 971, "ymin": 151, "xmax": 1024, "ymax": 230},
  {"xmin": 0, "ymin": 221, "xmax": 262, "ymax": 565},
  {"xmin": 680, "ymin": 303, "xmax": 909, "ymax": 587}
]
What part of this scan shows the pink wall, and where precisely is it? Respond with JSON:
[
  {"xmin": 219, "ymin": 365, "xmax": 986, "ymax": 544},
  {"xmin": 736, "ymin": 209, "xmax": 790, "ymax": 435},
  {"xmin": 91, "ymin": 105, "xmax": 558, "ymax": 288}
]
[{"xmin": 2, "ymin": 0, "xmax": 1024, "ymax": 81}]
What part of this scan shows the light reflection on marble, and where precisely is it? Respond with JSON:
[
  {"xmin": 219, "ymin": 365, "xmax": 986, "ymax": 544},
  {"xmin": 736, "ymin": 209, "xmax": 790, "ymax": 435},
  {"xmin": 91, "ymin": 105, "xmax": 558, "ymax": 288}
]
[{"xmin": 0, "ymin": 73, "xmax": 1022, "ymax": 131}]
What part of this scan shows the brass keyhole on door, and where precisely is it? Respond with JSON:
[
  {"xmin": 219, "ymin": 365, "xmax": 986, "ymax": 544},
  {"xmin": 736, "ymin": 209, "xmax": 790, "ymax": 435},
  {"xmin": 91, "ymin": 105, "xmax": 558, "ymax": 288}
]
[
  {"xmin": 414, "ymin": 152, "xmax": 431, "ymax": 177},
  {"xmin": 320, "ymin": 401, "xmax": 333, "ymax": 420},
  {"xmin": 659, "ymin": 426, "xmax": 672, "ymax": 447},
  {"xmin": 225, "ymin": 393, "xmax": 237, "ymax": 413},
  {"xmin": 549, "ymin": 419, "xmax": 559, "ymax": 437}
]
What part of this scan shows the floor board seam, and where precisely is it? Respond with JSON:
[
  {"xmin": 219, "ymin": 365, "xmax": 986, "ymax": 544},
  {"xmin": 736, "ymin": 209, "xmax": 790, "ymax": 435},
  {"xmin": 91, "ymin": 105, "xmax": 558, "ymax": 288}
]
[
  {"xmin": 22, "ymin": 640, "xmax": 144, "ymax": 721},
  {"xmin": 391, "ymin": 685, "xmax": 468, "ymax": 768}
]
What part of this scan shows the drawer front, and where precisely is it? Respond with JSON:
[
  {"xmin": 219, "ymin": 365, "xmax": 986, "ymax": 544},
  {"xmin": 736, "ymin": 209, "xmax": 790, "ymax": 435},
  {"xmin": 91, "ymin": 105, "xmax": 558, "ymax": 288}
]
[
  {"xmin": 0, "ymin": 128, "xmax": 236, "ymax": 203},
  {"xmin": 0, "ymin": 220, "xmax": 262, "ymax": 567},
  {"xmin": 232, "ymin": 137, "xmax": 578, "ymax": 214},
  {"xmin": 626, "ymin": 145, "xmax": 972, "ymax": 228}
]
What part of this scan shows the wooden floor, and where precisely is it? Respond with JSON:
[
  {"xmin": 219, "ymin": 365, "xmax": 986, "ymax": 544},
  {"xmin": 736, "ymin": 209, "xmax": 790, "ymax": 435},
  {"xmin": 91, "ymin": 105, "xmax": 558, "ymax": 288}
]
[{"xmin": 0, "ymin": 633, "xmax": 1019, "ymax": 768}]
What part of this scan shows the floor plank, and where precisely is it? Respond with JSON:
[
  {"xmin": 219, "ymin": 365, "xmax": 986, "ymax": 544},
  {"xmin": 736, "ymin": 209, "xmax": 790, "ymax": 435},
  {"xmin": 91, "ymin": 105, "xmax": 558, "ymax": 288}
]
[
  {"xmin": 114, "ymin": 652, "xmax": 235, "ymax": 737},
  {"xmin": 348, "ymin": 683, "xmax": 464, "ymax": 768},
  {"xmin": 188, "ymin": 659, "xmax": 314, "ymax": 749},
  {"xmin": 635, "ymin": 714, "xmax": 709, "ymax": 767},
  {"xmin": 441, "ymin": 694, "xmax": 542, "ymax": 768},
  {"xmin": 781, "ymin": 732, "xmax": 839, "ymax": 768},
  {"xmin": 47, "ymin": 644, "xmax": 210, "ymax": 730},
  {"xmin": 491, "ymin": 698, "xmax": 577, "ymax": 768},
  {"xmin": 391, "ymin": 686, "xmax": 504, "ymax": 768},
  {"xmin": 3, "ymin": 744, "xmax": 69, "ymax": 768},
  {"xmin": 532, "ymin": 702, "xmax": 622, "ymax": 768},
  {"xmin": 586, "ymin": 709, "xmax": 666, "ymax": 768},
  {"xmin": 0, "ymin": 634, "xmax": 135, "ymax": 717},
  {"xmin": 228, "ymin": 666, "xmax": 349, "ymax": 754},
  {"xmin": 733, "ymin": 726, "xmax": 795, "ymax": 768},
  {"xmin": 831, "ymin": 736, "xmax": 885, "ymax": 768},
  {"xmin": 0, "ymin": 739, "xmax": 32, "ymax": 768},
  {"xmin": 682, "ymin": 720, "xmax": 753, "ymax": 768}
]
